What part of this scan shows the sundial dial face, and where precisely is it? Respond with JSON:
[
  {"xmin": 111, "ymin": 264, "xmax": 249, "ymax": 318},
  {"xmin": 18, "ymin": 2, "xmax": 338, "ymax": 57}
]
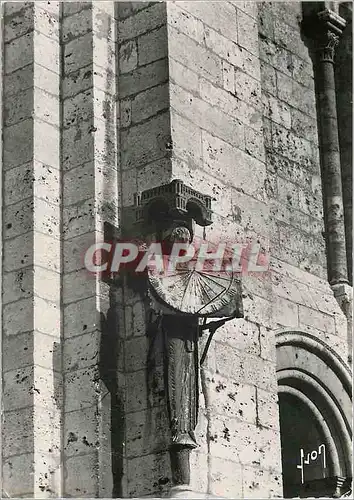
[{"xmin": 147, "ymin": 264, "xmax": 241, "ymax": 316}]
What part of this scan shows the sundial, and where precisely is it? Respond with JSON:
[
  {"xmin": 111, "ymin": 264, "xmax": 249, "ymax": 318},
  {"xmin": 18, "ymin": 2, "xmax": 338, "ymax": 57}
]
[{"xmin": 147, "ymin": 265, "xmax": 241, "ymax": 316}]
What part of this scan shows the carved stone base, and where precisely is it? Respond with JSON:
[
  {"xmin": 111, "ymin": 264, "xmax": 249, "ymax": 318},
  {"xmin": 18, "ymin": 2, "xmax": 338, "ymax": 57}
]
[{"xmin": 169, "ymin": 447, "xmax": 192, "ymax": 486}]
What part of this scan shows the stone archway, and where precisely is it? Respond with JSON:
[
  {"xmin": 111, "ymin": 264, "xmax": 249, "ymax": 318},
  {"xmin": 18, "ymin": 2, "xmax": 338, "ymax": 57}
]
[{"xmin": 276, "ymin": 331, "xmax": 352, "ymax": 498}]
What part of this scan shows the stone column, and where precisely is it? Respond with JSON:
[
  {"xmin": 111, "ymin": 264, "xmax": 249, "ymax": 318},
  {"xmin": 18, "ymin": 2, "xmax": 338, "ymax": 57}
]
[
  {"xmin": 2, "ymin": 2, "xmax": 62, "ymax": 496},
  {"xmin": 335, "ymin": 3, "xmax": 352, "ymax": 283},
  {"xmin": 311, "ymin": 9, "xmax": 348, "ymax": 286},
  {"xmin": 305, "ymin": 8, "xmax": 353, "ymax": 364}
]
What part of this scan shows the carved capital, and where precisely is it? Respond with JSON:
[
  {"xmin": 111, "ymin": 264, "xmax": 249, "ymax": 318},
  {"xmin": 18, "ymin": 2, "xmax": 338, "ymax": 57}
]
[
  {"xmin": 318, "ymin": 29, "xmax": 340, "ymax": 62},
  {"xmin": 316, "ymin": 9, "xmax": 346, "ymax": 62}
]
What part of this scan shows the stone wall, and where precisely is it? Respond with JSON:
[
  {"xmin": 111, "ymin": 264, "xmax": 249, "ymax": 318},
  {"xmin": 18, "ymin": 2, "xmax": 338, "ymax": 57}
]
[
  {"xmin": 165, "ymin": 2, "xmax": 282, "ymax": 497},
  {"xmin": 1, "ymin": 1, "xmax": 352, "ymax": 499}
]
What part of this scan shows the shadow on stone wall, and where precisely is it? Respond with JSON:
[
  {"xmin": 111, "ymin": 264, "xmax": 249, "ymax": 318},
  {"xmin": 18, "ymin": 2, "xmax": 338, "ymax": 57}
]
[{"xmin": 99, "ymin": 303, "xmax": 124, "ymax": 497}]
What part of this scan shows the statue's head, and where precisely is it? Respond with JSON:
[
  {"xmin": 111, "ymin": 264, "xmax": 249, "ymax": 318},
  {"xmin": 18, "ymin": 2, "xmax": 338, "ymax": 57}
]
[{"xmin": 169, "ymin": 226, "xmax": 192, "ymax": 244}]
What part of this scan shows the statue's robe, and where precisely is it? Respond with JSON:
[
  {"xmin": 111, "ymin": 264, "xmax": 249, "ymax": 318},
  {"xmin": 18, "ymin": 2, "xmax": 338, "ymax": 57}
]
[{"xmin": 147, "ymin": 313, "xmax": 199, "ymax": 450}]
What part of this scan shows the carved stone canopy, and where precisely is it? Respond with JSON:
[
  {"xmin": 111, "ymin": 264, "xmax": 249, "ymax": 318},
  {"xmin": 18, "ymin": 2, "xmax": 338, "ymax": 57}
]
[{"xmin": 133, "ymin": 179, "xmax": 213, "ymax": 240}]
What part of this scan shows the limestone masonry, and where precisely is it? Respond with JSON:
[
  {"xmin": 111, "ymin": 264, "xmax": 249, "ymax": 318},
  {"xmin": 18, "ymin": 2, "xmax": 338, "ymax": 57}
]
[{"xmin": 1, "ymin": 1, "xmax": 352, "ymax": 498}]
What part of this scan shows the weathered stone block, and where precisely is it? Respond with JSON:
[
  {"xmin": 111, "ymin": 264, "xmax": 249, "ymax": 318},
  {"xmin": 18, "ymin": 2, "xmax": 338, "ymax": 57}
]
[
  {"xmin": 33, "ymin": 31, "xmax": 59, "ymax": 74},
  {"xmin": 64, "ymin": 406, "xmax": 98, "ymax": 458},
  {"xmin": 34, "ymin": 119, "xmax": 60, "ymax": 169},
  {"xmin": 138, "ymin": 25, "xmax": 168, "ymax": 66},
  {"xmin": 291, "ymin": 107, "xmax": 318, "ymax": 144},
  {"xmin": 262, "ymin": 91, "xmax": 291, "ymax": 129},
  {"xmin": 2, "ymin": 406, "xmax": 35, "ymax": 457},
  {"xmin": 222, "ymin": 60, "xmax": 235, "ymax": 94},
  {"xmin": 3, "ymin": 231, "xmax": 33, "ymax": 272},
  {"xmin": 120, "ymin": 57, "xmax": 168, "ymax": 98},
  {"xmin": 276, "ymin": 71, "xmax": 316, "ymax": 117},
  {"xmin": 189, "ymin": 452, "xmax": 209, "ymax": 494},
  {"xmin": 126, "ymin": 451, "xmax": 171, "ymax": 497},
  {"xmin": 215, "ymin": 318, "xmax": 260, "ymax": 357},
  {"xmin": 209, "ymin": 415, "xmax": 281, "ymax": 469},
  {"xmin": 259, "ymin": 326, "xmax": 276, "ymax": 363},
  {"xmin": 63, "ymin": 199, "xmax": 96, "ymax": 239},
  {"xmin": 3, "ymin": 365, "xmax": 57, "ymax": 412},
  {"xmin": 64, "ymin": 330, "xmax": 101, "ymax": 372},
  {"xmin": 236, "ymin": 1, "xmax": 258, "ymax": 19},
  {"xmin": 63, "ymin": 32, "xmax": 93, "ymax": 75},
  {"xmin": 206, "ymin": 372, "xmax": 257, "ymax": 424},
  {"xmin": 291, "ymin": 53, "xmax": 314, "ymax": 88},
  {"xmin": 175, "ymin": 2, "xmax": 237, "ymax": 42},
  {"xmin": 34, "ymin": 231, "xmax": 60, "ymax": 272},
  {"xmin": 4, "ymin": 87, "xmax": 33, "ymax": 126},
  {"xmin": 2, "ymin": 267, "xmax": 33, "ymax": 305},
  {"xmin": 123, "ymin": 336, "xmax": 148, "ymax": 372},
  {"xmin": 199, "ymin": 78, "xmax": 262, "ymax": 132},
  {"xmin": 3, "ymin": 453, "xmax": 35, "ymax": 496},
  {"xmin": 172, "ymin": 84, "xmax": 245, "ymax": 150},
  {"xmin": 260, "ymin": 61, "xmax": 277, "ymax": 96},
  {"xmin": 63, "ymin": 268, "xmax": 96, "ymax": 305},
  {"xmin": 124, "ymin": 299, "xmax": 147, "ymax": 338},
  {"xmin": 237, "ymin": 9, "xmax": 259, "ymax": 56},
  {"xmin": 63, "ymin": 161, "xmax": 94, "ymax": 206},
  {"xmin": 64, "ymin": 452, "xmax": 98, "ymax": 496},
  {"xmin": 3, "ymin": 118, "xmax": 34, "ymax": 170},
  {"xmin": 125, "ymin": 366, "xmax": 165, "ymax": 413},
  {"xmin": 4, "ymin": 32, "xmax": 34, "ymax": 74},
  {"xmin": 62, "ymin": 7, "xmax": 92, "ymax": 43},
  {"xmin": 62, "ymin": 122, "xmax": 95, "ymax": 171},
  {"xmin": 169, "ymin": 26, "xmax": 222, "ymax": 86},
  {"xmin": 62, "ymin": 64, "xmax": 94, "ymax": 100},
  {"xmin": 245, "ymin": 126, "xmax": 266, "ymax": 161},
  {"xmin": 119, "ymin": 2, "xmax": 166, "ymax": 42},
  {"xmin": 131, "ymin": 82, "xmax": 169, "ymax": 124},
  {"xmin": 258, "ymin": 2, "xmax": 274, "ymax": 39},
  {"xmin": 235, "ymin": 69, "xmax": 262, "ymax": 109},
  {"xmin": 3, "ymin": 297, "xmax": 33, "ymax": 336},
  {"xmin": 202, "ymin": 131, "xmax": 265, "ymax": 200},
  {"xmin": 4, "ymin": 1, "xmax": 32, "ymax": 16},
  {"xmin": 125, "ymin": 405, "xmax": 170, "ymax": 458},
  {"xmin": 167, "ymin": 3, "xmax": 203, "ymax": 44},
  {"xmin": 3, "ymin": 330, "xmax": 57, "ymax": 373},
  {"xmin": 257, "ymin": 388, "xmax": 279, "ymax": 430},
  {"xmin": 64, "ymin": 296, "xmax": 103, "ymax": 339},
  {"xmin": 63, "ymin": 89, "xmax": 94, "ymax": 128},
  {"xmin": 298, "ymin": 304, "xmax": 336, "ymax": 335},
  {"xmin": 120, "ymin": 112, "xmax": 170, "ymax": 170},
  {"xmin": 117, "ymin": 2, "xmax": 155, "ymax": 20},
  {"xmin": 63, "ymin": 231, "xmax": 97, "ymax": 273},
  {"xmin": 243, "ymin": 293, "xmax": 272, "ymax": 329},
  {"xmin": 242, "ymin": 465, "xmax": 283, "ymax": 498},
  {"xmin": 170, "ymin": 112, "xmax": 202, "ymax": 168},
  {"xmin": 3, "ymin": 63, "xmax": 33, "ymax": 98},
  {"xmin": 34, "ymin": 296, "xmax": 60, "ymax": 337},
  {"xmin": 34, "ymin": 266, "xmax": 60, "ymax": 302},
  {"xmin": 272, "ymin": 296, "xmax": 299, "ymax": 328},
  {"xmin": 119, "ymin": 39, "xmax": 138, "ymax": 74},
  {"xmin": 209, "ymin": 456, "xmax": 243, "ymax": 498},
  {"xmin": 271, "ymin": 122, "xmax": 314, "ymax": 166},
  {"xmin": 64, "ymin": 366, "xmax": 100, "ymax": 413}
]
